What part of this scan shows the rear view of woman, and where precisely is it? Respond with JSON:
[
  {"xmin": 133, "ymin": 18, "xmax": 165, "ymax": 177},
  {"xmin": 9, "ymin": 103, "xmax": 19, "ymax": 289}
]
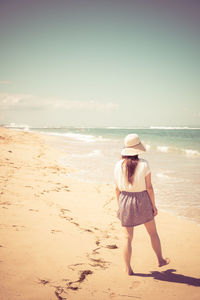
[{"xmin": 114, "ymin": 134, "xmax": 169, "ymax": 275}]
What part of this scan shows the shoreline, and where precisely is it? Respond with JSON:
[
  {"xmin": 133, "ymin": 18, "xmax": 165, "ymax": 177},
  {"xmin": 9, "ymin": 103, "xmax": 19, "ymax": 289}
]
[
  {"xmin": 0, "ymin": 127, "xmax": 200, "ymax": 300},
  {"xmin": 21, "ymin": 127, "xmax": 200, "ymax": 226}
]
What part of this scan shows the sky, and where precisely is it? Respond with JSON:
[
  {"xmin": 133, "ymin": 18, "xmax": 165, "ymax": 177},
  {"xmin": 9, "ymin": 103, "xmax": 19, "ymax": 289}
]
[{"xmin": 0, "ymin": 0, "xmax": 200, "ymax": 127}]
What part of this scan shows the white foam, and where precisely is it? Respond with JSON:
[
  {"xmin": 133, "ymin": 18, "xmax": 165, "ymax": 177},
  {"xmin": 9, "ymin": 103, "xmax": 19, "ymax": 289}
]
[
  {"xmin": 157, "ymin": 146, "xmax": 169, "ymax": 153},
  {"xmin": 105, "ymin": 126, "xmax": 122, "ymax": 129},
  {"xmin": 182, "ymin": 149, "xmax": 200, "ymax": 157},
  {"xmin": 5, "ymin": 122, "xmax": 30, "ymax": 130},
  {"xmin": 64, "ymin": 133, "xmax": 97, "ymax": 142},
  {"xmin": 43, "ymin": 131, "xmax": 108, "ymax": 143},
  {"xmin": 156, "ymin": 172, "xmax": 170, "ymax": 179},
  {"xmin": 155, "ymin": 145, "xmax": 200, "ymax": 157},
  {"xmin": 88, "ymin": 150, "xmax": 102, "ymax": 157},
  {"xmin": 72, "ymin": 150, "xmax": 102, "ymax": 158},
  {"xmin": 145, "ymin": 144, "xmax": 151, "ymax": 151},
  {"xmin": 150, "ymin": 126, "xmax": 200, "ymax": 130}
]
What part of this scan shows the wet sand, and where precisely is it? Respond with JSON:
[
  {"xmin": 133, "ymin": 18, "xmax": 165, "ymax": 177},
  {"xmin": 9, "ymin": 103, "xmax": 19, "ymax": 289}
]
[{"xmin": 0, "ymin": 127, "xmax": 200, "ymax": 300}]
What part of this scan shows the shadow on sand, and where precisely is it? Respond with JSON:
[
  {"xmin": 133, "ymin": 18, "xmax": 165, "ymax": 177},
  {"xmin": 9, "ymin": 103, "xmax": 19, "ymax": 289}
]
[{"xmin": 133, "ymin": 269, "xmax": 200, "ymax": 286}]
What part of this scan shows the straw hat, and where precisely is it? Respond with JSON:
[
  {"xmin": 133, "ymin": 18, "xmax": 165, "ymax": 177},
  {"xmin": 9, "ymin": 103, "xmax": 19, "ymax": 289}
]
[{"xmin": 121, "ymin": 134, "xmax": 146, "ymax": 156}]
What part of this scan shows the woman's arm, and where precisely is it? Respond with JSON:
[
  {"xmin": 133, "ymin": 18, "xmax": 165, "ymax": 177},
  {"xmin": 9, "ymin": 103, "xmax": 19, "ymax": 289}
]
[
  {"xmin": 145, "ymin": 173, "xmax": 158, "ymax": 216},
  {"xmin": 115, "ymin": 185, "xmax": 120, "ymax": 207},
  {"xmin": 115, "ymin": 185, "xmax": 121, "ymax": 217}
]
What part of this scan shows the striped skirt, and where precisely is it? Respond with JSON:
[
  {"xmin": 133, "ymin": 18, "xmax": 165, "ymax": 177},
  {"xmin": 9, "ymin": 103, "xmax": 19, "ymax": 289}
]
[{"xmin": 118, "ymin": 190, "xmax": 154, "ymax": 227}]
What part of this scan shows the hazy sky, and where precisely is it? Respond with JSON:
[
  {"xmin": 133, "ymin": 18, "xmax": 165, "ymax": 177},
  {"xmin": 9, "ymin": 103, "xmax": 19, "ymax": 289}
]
[{"xmin": 0, "ymin": 0, "xmax": 200, "ymax": 127}]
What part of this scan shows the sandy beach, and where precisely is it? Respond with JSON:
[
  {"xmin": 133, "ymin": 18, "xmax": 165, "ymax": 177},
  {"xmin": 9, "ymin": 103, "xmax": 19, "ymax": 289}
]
[{"xmin": 0, "ymin": 127, "xmax": 200, "ymax": 300}]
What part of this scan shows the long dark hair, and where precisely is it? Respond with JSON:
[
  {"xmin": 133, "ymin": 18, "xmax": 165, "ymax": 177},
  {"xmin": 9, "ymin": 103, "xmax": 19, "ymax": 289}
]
[{"xmin": 122, "ymin": 155, "xmax": 139, "ymax": 184}]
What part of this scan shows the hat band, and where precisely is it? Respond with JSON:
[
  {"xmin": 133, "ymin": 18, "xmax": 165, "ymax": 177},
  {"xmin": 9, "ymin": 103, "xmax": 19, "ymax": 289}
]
[{"xmin": 124, "ymin": 142, "xmax": 141, "ymax": 149}]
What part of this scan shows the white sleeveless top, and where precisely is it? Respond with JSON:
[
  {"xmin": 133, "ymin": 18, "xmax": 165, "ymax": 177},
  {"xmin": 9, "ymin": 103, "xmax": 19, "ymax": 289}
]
[{"xmin": 114, "ymin": 158, "xmax": 151, "ymax": 192}]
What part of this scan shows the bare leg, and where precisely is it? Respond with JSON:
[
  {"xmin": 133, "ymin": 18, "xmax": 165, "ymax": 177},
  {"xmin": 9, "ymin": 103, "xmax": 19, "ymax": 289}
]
[
  {"xmin": 123, "ymin": 227, "xmax": 134, "ymax": 275},
  {"xmin": 144, "ymin": 219, "xmax": 170, "ymax": 267}
]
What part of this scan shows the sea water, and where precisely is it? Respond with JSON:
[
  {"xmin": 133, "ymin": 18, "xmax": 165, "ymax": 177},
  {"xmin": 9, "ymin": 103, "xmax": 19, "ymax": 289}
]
[{"xmin": 9, "ymin": 125, "xmax": 200, "ymax": 224}]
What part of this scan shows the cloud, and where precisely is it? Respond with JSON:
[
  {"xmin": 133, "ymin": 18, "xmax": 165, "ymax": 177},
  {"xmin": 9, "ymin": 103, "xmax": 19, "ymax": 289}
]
[
  {"xmin": 0, "ymin": 93, "xmax": 119, "ymax": 112},
  {"xmin": 0, "ymin": 80, "xmax": 11, "ymax": 84},
  {"xmin": 0, "ymin": 93, "xmax": 34, "ymax": 110},
  {"xmin": 51, "ymin": 100, "xmax": 119, "ymax": 111}
]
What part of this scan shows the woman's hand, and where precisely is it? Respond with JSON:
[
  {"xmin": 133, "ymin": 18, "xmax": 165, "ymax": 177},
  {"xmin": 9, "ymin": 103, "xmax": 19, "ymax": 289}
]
[{"xmin": 153, "ymin": 206, "xmax": 158, "ymax": 216}]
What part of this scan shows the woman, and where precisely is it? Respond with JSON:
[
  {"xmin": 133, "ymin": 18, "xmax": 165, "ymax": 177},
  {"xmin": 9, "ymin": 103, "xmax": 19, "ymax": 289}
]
[{"xmin": 114, "ymin": 133, "xmax": 169, "ymax": 275}]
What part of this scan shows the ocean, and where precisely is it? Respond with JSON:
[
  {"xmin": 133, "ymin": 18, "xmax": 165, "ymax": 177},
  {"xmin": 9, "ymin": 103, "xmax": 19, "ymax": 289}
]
[{"xmin": 8, "ymin": 125, "xmax": 200, "ymax": 225}]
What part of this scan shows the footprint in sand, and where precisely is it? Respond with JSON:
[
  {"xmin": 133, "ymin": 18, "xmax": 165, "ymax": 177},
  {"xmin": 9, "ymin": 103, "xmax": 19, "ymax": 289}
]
[
  {"xmin": 12, "ymin": 224, "xmax": 26, "ymax": 231},
  {"xmin": 38, "ymin": 278, "xmax": 50, "ymax": 285},
  {"xmin": 41, "ymin": 189, "xmax": 50, "ymax": 194},
  {"xmin": 60, "ymin": 208, "xmax": 71, "ymax": 213},
  {"xmin": 61, "ymin": 215, "xmax": 73, "ymax": 222},
  {"xmin": 93, "ymin": 227, "xmax": 100, "ymax": 231},
  {"xmin": 51, "ymin": 229, "xmax": 62, "ymax": 234},
  {"xmin": 55, "ymin": 287, "xmax": 67, "ymax": 300},
  {"xmin": 96, "ymin": 240, "xmax": 100, "ymax": 246},
  {"xmin": 105, "ymin": 244, "xmax": 118, "ymax": 249},
  {"xmin": 34, "ymin": 193, "xmax": 40, "ymax": 198},
  {"xmin": 29, "ymin": 208, "xmax": 39, "ymax": 212},
  {"xmin": 59, "ymin": 209, "xmax": 81, "ymax": 228},
  {"xmin": 25, "ymin": 185, "xmax": 34, "ymax": 189},
  {"xmin": 89, "ymin": 257, "xmax": 110, "ymax": 269},
  {"xmin": 104, "ymin": 290, "xmax": 140, "ymax": 299},
  {"xmin": 130, "ymin": 280, "xmax": 141, "ymax": 289},
  {"xmin": 72, "ymin": 221, "xmax": 80, "ymax": 227},
  {"xmin": 102, "ymin": 233, "xmax": 110, "ymax": 239},
  {"xmin": 92, "ymin": 247, "xmax": 101, "ymax": 254},
  {"xmin": 0, "ymin": 201, "xmax": 11, "ymax": 206},
  {"xmin": 60, "ymin": 209, "xmax": 96, "ymax": 233},
  {"xmin": 67, "ymin": 269, "xmax": 93, "ymax": 291},
  {"xmin": 68, "ymin": 263, "xmax": 85, "ymax": 271},
  {"xmin": 57, "ymin": 185, "xmax": 71, "ymax": 192},
  {"xmin": 37, "ymin": 279, "xmax": 67, "ymax": 300},
  {"xmin": 83, "ymin": 228, "xmax": 93, "ymax": 233}
]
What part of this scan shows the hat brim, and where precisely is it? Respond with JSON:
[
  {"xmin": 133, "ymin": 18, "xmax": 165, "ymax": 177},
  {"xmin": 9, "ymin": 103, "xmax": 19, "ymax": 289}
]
[{"xmin": 121, "ymin": 142, "xmax": 146, "ymax": 156}]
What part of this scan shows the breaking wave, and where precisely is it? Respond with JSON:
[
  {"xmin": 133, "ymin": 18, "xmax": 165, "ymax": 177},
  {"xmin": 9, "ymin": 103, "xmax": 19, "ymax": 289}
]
[{"xmin": 41, "ymin": 131, "xmax": 108, "ymax": 143}]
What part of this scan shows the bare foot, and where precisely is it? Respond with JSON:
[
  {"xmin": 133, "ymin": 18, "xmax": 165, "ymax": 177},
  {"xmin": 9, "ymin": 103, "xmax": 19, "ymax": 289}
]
[
  {"xmin": 125, "ymin": 267, "xmax": 134, "ymax": 276},
  {"xmin": 159, "ymin": 258, "xmax": 170, "ymax": 267}
]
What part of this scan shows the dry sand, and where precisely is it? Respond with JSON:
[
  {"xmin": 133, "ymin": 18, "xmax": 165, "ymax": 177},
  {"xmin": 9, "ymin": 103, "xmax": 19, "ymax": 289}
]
[{"xmin": 0, "ymin": 127, "xmax": 200, "ymax": 300}]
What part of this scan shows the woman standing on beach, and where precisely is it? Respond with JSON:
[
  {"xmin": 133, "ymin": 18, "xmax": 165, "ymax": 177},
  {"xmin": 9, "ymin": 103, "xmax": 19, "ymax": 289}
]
[{"xmin": 114, "ymin": 134, "xmax": 169, "ymax": 275}]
